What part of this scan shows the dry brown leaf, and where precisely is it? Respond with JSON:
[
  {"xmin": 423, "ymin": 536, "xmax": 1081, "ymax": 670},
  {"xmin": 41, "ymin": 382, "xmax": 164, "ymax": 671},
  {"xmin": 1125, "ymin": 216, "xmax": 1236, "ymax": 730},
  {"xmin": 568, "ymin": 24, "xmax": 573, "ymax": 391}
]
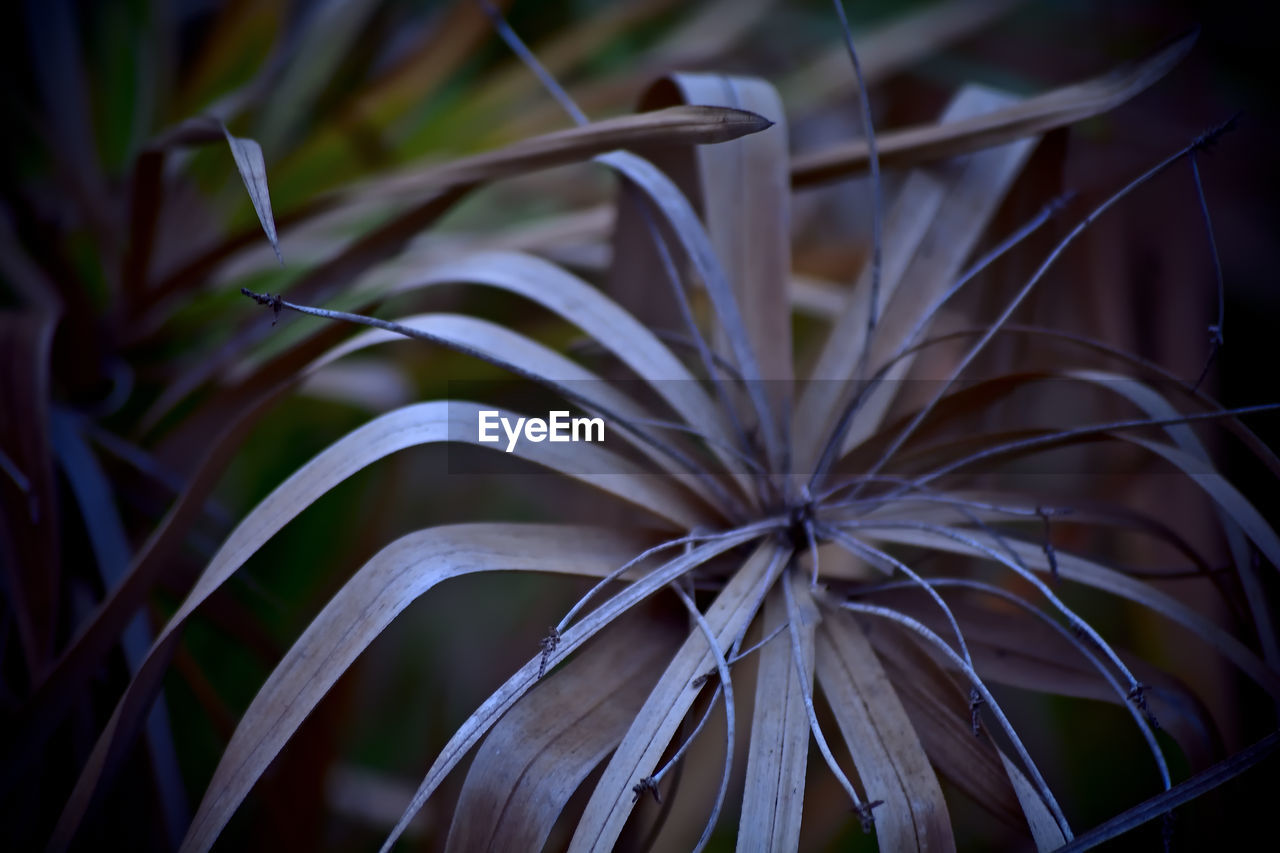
[
  {"xmin": 383, "ymin": 531, "xmax": 773, "ymax": 852},
  {"xmin": 738, "ymin": 583, "xmax": 813, "ymax": 849},
  {"xmin": 358, "ymin": 105, "xmax": 775, "ymax": 206},
  {"xmin": 368, "ymin": 249, "xmax": 755, "ymax": 496},
  {"xmin": 292, "ymin": 312, "xmax": 724, "ymax": 509},
  {"xmin": 869, "ymin": 588, "xmax": 1217, "ymax": 770},
  {"xmin": 998, "ymin": 751, "xmax": 1068, "ymax": 851},
  {"xmin": 647, "ymin": 74, "xmax": 793, "ymax": 383},
  {"xmin": 644, "ymin": 74, "xmax": 794, "ymax": 474},
  {"xmin": 850, "ymin": 526, "xmax": 1280, "ymax": 698},
  {"xmin": 816, "ymin": 607, "xmax": 955, "ymax": 852},
  {"xmin": 863, "ymin": 616, "xmax": 1026, "ymax": 832},
  {"xmin": 840, "ymin": 89, "xmax": 1041, "ymax": 454},
  {"xmin": 791, "ymin": 30, "xmax": 1195, "ymax": 186},
  {"xmin": 444, "ymin": 607, "xmax": 681, "ymax": 851},
  {"xmin": 797, "ymin": 83, "xmax": 1030, "ymax": 469},
  {"xmin": 179, "ymin": 524, "xmax": 659, "ymax": 853},
  {"xmin": 50, "ymin": 400, "xmax": 708, "ymax": 851},
  {"xmin": 569, "ymin": 543, "xmax": 784, "ymax": 852}
]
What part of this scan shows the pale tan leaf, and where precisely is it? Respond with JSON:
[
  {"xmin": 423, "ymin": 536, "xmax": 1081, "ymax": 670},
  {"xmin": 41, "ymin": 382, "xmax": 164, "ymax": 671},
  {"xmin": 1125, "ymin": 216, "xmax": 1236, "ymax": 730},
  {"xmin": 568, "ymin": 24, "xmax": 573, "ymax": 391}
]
[
  {"xmin": 791, "ymin": 30, "xmax": 1195, "ymax": 185},
  {"xmin": 267, "ymin": 312, "xmax": 726, "ymax": 510},
  {"xmin": 569, "ymin": 543, "xmax": 786, "ymax": 852},
  {"xmin": 51, "ymin": 400, "xmax": 708, "ymax": 851},
  {"xmin": 596, "ymin": 150, "xmax": 781, "ymax": 472},
  {"xmin": 998, "ymin": 751, "xmax": 1068, "ymax": 851},
  {"xmin": 838, "ymin": 89, "xmax": 1041, "ymax": 455},
  {"xmin": 445, "ymin": 607, "xmax": 682, "ymax": 852},
  {"xmin": 354, "ymin": 105, "xmax": 775, "ymax": 206},
  {"xmin": 180, "ymin": 523, "xmax": 655, "ymax": 853},
  {"xmin": 384, "ymin": 530, "xmax": 772, "ymax": 851},
  {"xmin": 220, "ymin": 126, "xmax": 281, "ymax": 262},
  {"xmin": 816, "ymin": 608, "xmax": 955, "ymax": 852},
  {"xmin": 366, "ymin": 250, "xmax": 754, "ymax": 490},
  {"xmin": 642, "ymin": 74, "xmax": 793, "ymax": 475},
  {"xmin": 790, "ymin": 274, "xmax": 848, "ymax": 319},
  {"xmin": 738, "ymin": 583, "xmax": 813, "ymax": 850},
  {"xmin": 649, "ymin": 74, "xmax": 793, "ymax": 384}
]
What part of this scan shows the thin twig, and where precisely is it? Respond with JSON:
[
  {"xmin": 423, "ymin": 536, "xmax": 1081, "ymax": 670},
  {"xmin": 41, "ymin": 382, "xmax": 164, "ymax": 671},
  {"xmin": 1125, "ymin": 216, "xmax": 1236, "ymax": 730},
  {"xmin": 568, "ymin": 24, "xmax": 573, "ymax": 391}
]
[
  {"xmin": 554, "ymin": 518, "xmax": 786, "ymax": 637},
  {"xmin": 820, "ymin": 523, "xmax": 975, "ymax": 668},
  {"xmin": 1054, "ymin": 730, "xmax": 1277, "ymax": 853},
  {"xmin": 836, "ymin": 518, "xmax": 1150, "ymax": 705},
  {"xmin": 474, "ymin": 0, "xmax": 773, "ymax": 479},
  {"xmin": 902, "ymin": 192, "xmax": 1075, "ymax": 351},
  {"xmin": 780, "ymin": 566, "xmax": 868, "ymax": 813},
  {"xmin": 474, "ymin": 0, "xmax": 588, "ymax": 126},
  {"xmin": 811, "ymin": 116, "xmax": 1243, "ymax": 493},
  {"xmin": 832, "ymin": 0, "xmax": 884, "ymax": 352},
  {"xmin": 240, "ymin": 288, "xmax": 750, "ymax": 518},
  {"xmin": 669, "ymin": 583, "xmax": 736, "ymax": 853},
  {"xmin": 852, "ymin": 577, "xmax": 1171, "ymax": 789},
  {"xmin": 1188, "ymin": 150, "xmax": 1226, "ymax": 391},
  {"xmin": 842, "ymin": 600, "xmax": 1074, "ymax": 840}
]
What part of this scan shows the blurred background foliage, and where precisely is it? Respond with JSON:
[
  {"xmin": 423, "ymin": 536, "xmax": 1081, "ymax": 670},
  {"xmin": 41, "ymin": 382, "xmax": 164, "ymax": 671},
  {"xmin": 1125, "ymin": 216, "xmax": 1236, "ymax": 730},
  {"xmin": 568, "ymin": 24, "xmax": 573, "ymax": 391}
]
[{"xmin": 1, "ymin": 0, "xmax": 1277, "ymax": 850}]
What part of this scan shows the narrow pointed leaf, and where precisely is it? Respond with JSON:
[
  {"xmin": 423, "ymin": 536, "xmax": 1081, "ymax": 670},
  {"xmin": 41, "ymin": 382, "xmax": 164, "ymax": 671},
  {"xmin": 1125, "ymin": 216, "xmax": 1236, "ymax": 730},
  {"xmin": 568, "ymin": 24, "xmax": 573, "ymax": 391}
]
[
  {"xmin": 817, "ymin": 608, "xmax": 955, "ymax": 852},
  {"xmin": 221, "ymin": 125, "xmax": 282, "ymax": 263},
  {"xmin": 864, "ymin": 619, "xmax": 1026, "ymax": 831},
  {"xmin": 797, "ymin": 84, "xmax": 1036, "ymax": 468},
  {"xmin": 372, "ymin": 250, "xmax": 753, "ymax": 488},
  {"xmin": 50, "ymin": 400, "xmax": 707, "ymax": 851},
  {"xmin": 180, "ymin": 523, "xmax": 655, "ymax": 853},
  {"xmin": 569, "ymin": 543, "xmax": 784, "ymax": 852},
  {"xmin": 290, "ymin": 312, "xmax": 723, "ymax": 507},
  {"xmin": 383, "ymin": 531, "xmax": 770, "ymax": 851},
  {"xmin": 445, "ymin": 608, "xmax": 682, "ymax": 852},
  {"xmin": 357, "ymin": 105, "xmax": 776, "ymax": 206},
  {"xmin": 998, "ymin": 751, "xmax": 1068, "ymax": 851},
  {"xmin": 49, "ymin": 411, "xmax": 188, "ymax": 845},
  {"xmin": 791, "ymin": 30, "xmax": 1196, "ymax": 185},
  {"xmin": 738, "ymin": 583, "xmax": 814, "ymax": 849}
]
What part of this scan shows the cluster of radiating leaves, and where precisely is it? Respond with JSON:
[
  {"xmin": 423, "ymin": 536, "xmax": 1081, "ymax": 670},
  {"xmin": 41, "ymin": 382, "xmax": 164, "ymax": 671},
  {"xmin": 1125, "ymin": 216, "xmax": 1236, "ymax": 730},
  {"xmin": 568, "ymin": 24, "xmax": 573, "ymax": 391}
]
[{"xmin": 4, "ymin": 1, "xmax": 1278, "ymax": 852}]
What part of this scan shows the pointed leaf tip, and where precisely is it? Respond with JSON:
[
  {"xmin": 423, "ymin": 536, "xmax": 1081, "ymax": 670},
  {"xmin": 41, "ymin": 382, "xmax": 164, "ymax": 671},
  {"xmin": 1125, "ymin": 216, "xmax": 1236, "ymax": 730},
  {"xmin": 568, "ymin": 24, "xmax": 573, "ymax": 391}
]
[
  {"xmin": 727, "ymin": 107, "xmax": 774, "ymax": 134},
  {"xmin": 220, "ymin": 124, "xmax": 282, "ymax": 265}
]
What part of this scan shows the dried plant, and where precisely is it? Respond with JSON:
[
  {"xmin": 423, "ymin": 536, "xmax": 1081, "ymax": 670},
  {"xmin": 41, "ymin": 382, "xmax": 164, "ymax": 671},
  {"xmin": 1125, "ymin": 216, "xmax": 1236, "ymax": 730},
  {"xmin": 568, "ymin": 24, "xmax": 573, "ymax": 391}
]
[{"xmin": 5, "ymin": 1, "xmax": 1278, "ymax": 851}]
